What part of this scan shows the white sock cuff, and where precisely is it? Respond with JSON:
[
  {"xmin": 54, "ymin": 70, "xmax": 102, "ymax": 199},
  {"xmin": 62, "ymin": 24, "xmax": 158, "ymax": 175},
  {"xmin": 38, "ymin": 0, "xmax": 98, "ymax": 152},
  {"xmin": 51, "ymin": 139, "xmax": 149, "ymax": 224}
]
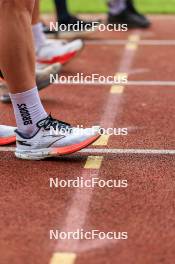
[
  {"xmin": 32, "ymin": 22, "xmax": 46, "ymax": 51},
  {"xmin": 10, "ymin": 87, "xmax": 38, "ymax": 99},
  {"xmin": 32, "ymin": 22, "xmax": 43, "ymax": 33},
  {"xmin": 10, "ymin": 86, "xmax": 47, "ymax": 136}
]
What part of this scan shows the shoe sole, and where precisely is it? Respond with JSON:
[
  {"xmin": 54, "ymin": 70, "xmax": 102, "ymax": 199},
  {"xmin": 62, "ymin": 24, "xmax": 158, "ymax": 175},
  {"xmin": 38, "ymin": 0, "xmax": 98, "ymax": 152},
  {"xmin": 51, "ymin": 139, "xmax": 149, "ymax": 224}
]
[
  {"xmin": 37, "ymin": 51, "xmax": 77, "ymax": 65},
  {"xmin": 37, "ymin": 42, "xmax": 84, "ymax": 65},
  {"xmin": 15, "ymin": 134, "xmax": 100, "ymax": 160},
  {"xmin": 0, "ymin": 136, "xmax": 16, "ymax": 145}
]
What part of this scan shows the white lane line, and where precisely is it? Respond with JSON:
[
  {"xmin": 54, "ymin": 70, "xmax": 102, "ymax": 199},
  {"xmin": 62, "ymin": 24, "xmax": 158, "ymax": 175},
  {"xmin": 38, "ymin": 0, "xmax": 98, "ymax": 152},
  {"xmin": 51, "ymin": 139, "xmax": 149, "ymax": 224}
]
[
  {"xmin": 0, "ymin": 147, "xmax": 15, "ymax": 151},
  {"xmin": 1, "ymin": 147, "xmax": 175, "ymax": 155},
  {"xmin": 80, "ymin": 148, "xmax": 175, "ymax": 155},
  {"xmin": 85, "ymin": 39, "xmax": 175, "ymax": 46},
  {"xmin": 53, "ymin": 81, "xmax": 175, "ymax": 86},
  {"xmin": 127, "ymin": 81, "xmax": 175, "ymax": 86}
]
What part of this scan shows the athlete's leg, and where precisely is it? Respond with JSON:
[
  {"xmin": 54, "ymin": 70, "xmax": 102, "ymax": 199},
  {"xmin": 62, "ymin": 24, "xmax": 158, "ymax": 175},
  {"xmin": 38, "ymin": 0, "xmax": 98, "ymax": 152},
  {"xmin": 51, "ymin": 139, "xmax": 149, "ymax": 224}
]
[
  {"xmin": 0, "ymin": 0, "xmax": 46, "ymax": 137},
  {"xmin": 0, "ymin": 0, "xmax": 61, "ymax": 104},
  {"xmin": 0, "ymin": 0, "xmax": 36, "ymax": 93},
  {"xmin": 0, "ymin": 0, "xmax": 82, "ymax": 104},
  {"xmin": 0, "ymin": 0, "xmax": 100, "ymax": 157}
]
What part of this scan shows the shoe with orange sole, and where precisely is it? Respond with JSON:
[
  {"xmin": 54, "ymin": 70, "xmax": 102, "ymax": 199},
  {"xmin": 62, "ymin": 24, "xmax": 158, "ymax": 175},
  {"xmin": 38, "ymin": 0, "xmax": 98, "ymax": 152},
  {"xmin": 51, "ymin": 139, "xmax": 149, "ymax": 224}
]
[
  {"xmin": 0, "ymin": 125, "xmax": 16, "ymax": 145},
  {"xmin": 15, "ymin": 115, "xmax": 100, "ymax": 160}
]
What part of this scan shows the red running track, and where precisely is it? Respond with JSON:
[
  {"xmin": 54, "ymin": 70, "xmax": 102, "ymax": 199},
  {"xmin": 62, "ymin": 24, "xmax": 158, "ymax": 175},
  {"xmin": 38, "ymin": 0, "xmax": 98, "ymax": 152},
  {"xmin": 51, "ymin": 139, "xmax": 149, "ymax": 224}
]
[{"xmin": 0, "ymin": 15, "xmax": 175, "ymax": 264}]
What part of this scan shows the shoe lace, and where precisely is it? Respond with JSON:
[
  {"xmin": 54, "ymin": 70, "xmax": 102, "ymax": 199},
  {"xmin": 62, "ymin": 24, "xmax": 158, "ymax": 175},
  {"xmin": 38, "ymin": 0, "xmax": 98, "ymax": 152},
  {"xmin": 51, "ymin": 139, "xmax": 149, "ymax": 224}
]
[{"xmin": 37, "ymin": 114, "xmax": 71, "ymax": 132}]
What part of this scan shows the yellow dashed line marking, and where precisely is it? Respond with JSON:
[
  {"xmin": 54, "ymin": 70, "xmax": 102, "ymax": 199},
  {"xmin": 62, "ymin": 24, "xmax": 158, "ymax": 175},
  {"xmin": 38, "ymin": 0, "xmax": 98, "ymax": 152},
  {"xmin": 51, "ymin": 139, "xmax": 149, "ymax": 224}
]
[
  {"xmin": 127, "ymin": 34, "xmax": 140, "ymax": 50},
  {"xmin": 93, "ymin": 135, "xmax": 110, "ymax": 146},
  {"xmin": 50, "ymin": 253, "xmax": 76, "ymax": 264},
  {"xmin": 84, "ymin": 156, "xmax": 103, "ymax": 169},
  {"xmin": 126, "ymin": 42, "xmax": 138, "ymax": 50},
  {"xmin": 128, "ymin": 35, "xmax": 140, "ymax": 42},
  {"xmin": 110, "ymin": 85, "xmax": 124, "ymax": 94}
]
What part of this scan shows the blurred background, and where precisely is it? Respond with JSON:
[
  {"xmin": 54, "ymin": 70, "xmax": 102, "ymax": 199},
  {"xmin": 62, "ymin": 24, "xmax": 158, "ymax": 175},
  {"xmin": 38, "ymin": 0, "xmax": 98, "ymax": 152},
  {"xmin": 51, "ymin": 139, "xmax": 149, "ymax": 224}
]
[{"xmin": 40, "ymin": 0, "xmax": 175, "ymax": 14}]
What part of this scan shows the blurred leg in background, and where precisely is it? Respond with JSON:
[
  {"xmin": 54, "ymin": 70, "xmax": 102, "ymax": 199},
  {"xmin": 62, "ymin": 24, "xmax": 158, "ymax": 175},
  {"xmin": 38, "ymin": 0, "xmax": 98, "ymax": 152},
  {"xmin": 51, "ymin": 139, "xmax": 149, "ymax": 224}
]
[
  {"xmin": 108, "ymin": 0, "xmax": 151, "ymax": 28},
  {"xmin": 54, "ymin": 0, "xmax": 70, "ymax": 23},
  {"xmin": 43, "ymin": 0, "xmax": 100, "ymax": 38}
]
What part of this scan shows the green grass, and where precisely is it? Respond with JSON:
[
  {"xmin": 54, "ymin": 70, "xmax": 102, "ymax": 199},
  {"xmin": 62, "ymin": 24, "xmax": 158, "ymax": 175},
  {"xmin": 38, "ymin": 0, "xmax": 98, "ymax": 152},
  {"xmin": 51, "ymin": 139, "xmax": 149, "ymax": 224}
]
[{"xmin": 41, "ymin": 0, "xmax": 175, "ymax": 14}]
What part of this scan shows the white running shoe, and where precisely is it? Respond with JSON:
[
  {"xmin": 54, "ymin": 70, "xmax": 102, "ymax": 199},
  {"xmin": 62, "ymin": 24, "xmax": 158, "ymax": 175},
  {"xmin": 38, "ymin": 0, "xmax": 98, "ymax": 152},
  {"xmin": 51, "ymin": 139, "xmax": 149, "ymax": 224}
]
[
  {"xmin": 36, "ymin": 39, "xmax": 84, "ymax": 65},
  {"xmin": 0, "ymin": 125, "xmax": 16, "ymax": 145},
  {"xmin": 15, "ymin": 115, "xmax": 100, "ymax": 160}
]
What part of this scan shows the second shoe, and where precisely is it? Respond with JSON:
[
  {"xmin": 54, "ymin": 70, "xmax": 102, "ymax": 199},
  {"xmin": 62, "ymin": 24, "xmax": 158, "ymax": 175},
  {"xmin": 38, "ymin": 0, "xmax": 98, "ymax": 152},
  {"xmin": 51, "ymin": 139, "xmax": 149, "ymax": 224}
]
[{"xmin": 36, "ymin": 39, "xmax": 84, "ymax": 65}]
